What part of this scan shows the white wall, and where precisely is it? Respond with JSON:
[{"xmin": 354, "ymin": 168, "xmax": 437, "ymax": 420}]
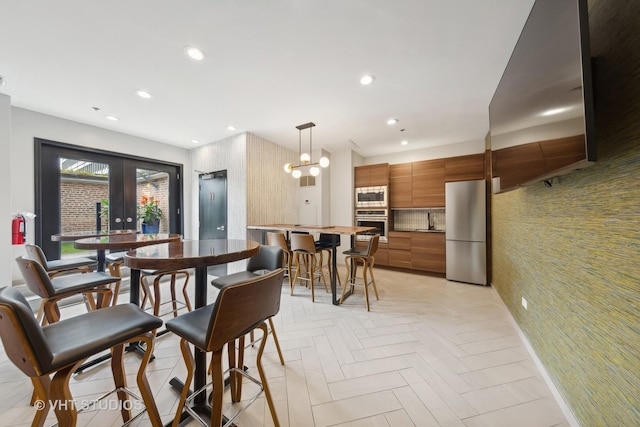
[
  {"xmin": 365, "ymin": 138, "xmax": 485, "ymax": 165},
  {"xmin": 0, "ymin": 94, "xmax": 11, "ymax": 287},
  {"xmin": 9, "ymin": 107, "xmax": 191, "ymax": 282}
]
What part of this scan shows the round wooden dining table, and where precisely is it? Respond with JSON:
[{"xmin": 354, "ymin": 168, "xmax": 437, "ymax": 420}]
[
  {"xmin": 124, "ymin": 239, "xmax": 260, "ymax": 420},
  {"xmin": 73, "ymin": 232, "xmax": 181, "ymax": 272}
]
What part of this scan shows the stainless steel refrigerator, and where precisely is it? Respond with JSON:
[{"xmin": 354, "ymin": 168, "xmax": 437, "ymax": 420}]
[{"xmin": 445, "ymin": 180, "xmax": 487, "ymax": 285}]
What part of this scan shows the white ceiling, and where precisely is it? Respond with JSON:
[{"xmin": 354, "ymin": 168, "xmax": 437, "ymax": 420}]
[{"xmin": 0, "ymin": 0, "xmax": 535, "ymax": 157}]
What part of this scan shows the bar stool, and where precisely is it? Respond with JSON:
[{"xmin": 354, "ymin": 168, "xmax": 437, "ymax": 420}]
[
  {"xmin": 341, "ymin": 234, "xmax": 381, "ymax": 311},
  {"xmin": 166, "ymin": 269, "xmax": 285, "ymax": 427},
  {"xmin": 140, "ymin": 269, "xmax": 192, "ymax": 317},
  {"xmin": 316, "ymin": 233, "xmax": 341, "ymax": 286},
  {"xmin": 266, "ymin": 232, "xmax": 293, "ymax": 279},
  {"xmin": 0, "ymin": 286, "xmax": 163, "ymax": 427},
  {"xmin": 25, "ymin": 244, "xmax": 96, "ymax": 278},
  {"xmin": 16, "ymin": 257, "xmax": 117, "ymax": 325},
  {"xmin": 211, "ymin": 245, "xmax": 285, "ymax": 365},
  {"xmin": 105, "ymin": 251, "xmax": 128, "ymax": 305},
  {"xmin": 290, "ymin": 233, "xmax": 328, "ymax": 302}
]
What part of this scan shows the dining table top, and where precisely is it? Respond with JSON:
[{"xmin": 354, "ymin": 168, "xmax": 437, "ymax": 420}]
[
  {"xmin": 248, "ymin": 224, "xmax": 376, "ymax": 235},
  {"xmin": 51, "ymin": 229, "xmax": 138, "ymax": 242},
  {"xmin": 124, "ymin": 239, "xmax": 260, "ymax": 271},
  {"xmin": 73, "ymin": 233, "xmax": 181, "ymax": 250}
]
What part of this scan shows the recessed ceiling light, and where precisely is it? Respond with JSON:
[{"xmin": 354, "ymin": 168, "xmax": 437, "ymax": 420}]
[
  {"xmin": 227, "ymin": 125, "xmax": 236, "ymax": 131},
  {"xmin": 105, "ymin": 115, "xmax": 119, "ymax": 121},
  {"xmin": 184, "ymin": 46, "xmax": 205, "ymax": 61},
  {"xmin": 360, "ymin": 74, "xmax": 375, "ymax": 85},
  {"xmin": 541, "ymin": 107, "xmax": 570, "ymax": 116},
  {"xmin": 192, "ymin": 139, "xmax": 200, "ymax": 144},
  {"xmin": 401, "ymin": 140, "xmax": 409, "ymax": 146},
  {"xmin": 135, "ymin": 90, "xmax": 153, "ymax": 99},
  {"xmin": 387, "ymin": 118, "xmax": 398, "ymax": 125}
]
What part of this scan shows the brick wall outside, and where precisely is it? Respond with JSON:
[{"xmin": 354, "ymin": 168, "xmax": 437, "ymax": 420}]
[{"xmin": 60, "ymin": 174, "xmax": 169, "ymax": 233}]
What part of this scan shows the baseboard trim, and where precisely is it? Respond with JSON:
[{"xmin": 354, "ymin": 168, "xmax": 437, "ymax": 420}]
[{"xmin": 489, "ymin": 284, "xmax": 581, "ymax": 427}]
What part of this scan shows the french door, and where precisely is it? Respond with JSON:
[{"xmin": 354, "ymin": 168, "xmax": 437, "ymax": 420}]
[{"xmin": 35, "ymin": 138, "xmax": 183, "ymax": 260}]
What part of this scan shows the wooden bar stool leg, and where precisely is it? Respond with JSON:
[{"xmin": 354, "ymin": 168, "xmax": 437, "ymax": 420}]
[
  {"xmin": 49, "ymin": 361, "xmax": 85, "ymax": 427},
  {"xmin": 172, "ymin": 339, "xmax": 195, "ymax": 427},
  {"xmin": 255, "ymin": 323, "xmax": 281, "ymax": 427},
  {"xmin": 268, "ymin": 317, "xmax": 285, "ymax": 365},
  {"xmin": 363, "ymin": 260, "xmax": 371, "ymax": 312},
  {"xmin": 111, "ymin": 343, "xmax": 132, "ymax": 422},
  {"xmin": 31, "ymin": 376, "xmax": 50, "ymax": 427}
]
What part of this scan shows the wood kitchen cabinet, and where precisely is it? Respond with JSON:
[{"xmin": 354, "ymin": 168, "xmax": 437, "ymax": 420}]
[
  {"xmin": 412, "ymin": 159, "xmax": 445, "ymax": 207},
  {"xmin": 387, "ymin": 231, "xmax": 412, "ymax": 268},
  {"xmin": 411, "ymin": 232, "xmax": 446, "ymax": 273},
  {"xmin": 355, "ymin": 163, "xmax": 389, "ymax": 187},
  {"xmin": 389, "ymin": 163, "xmax": 412, "ymax": 208},
  {"xmin": 444, "ymin": 153, "xmax": 485, "ymax": 182}
]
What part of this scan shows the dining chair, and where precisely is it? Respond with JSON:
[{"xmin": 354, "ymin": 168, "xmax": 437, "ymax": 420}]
[
  {"xmin": 290, "ymin": 233, "xmax": 328, "ymax": 302},
  {"xmin": 0, "ymin": 286, "xmax": 163, "ymax": 427},
  {"xmin": 266, "ymin": 232, "xmax": 293, "ymax": 279},
  {"xmin": 341, "ymin": 234, "xmax": 381, "ymax": 311},
  {"xmin": 15, "ymin": 256, "xmax": 118, "ymax": 325},
  {"xmin": 25, "ymin": 244, "xmax": 96, "ymax": 278},
  {"xmin": 166, "ymin": 268, "xmax": 285, "ymax": 427},
  {"xmin": 211, "ymin": 245, "xmax": 285, "ymax": 365},
  {"xmin": 140, "ymin": 268, "xmax": 192, "ymax": 317}
]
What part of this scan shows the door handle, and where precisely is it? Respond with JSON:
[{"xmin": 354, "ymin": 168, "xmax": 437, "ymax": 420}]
[
  {"xmin": 114, "ymin": 217, "xmax": 122, "ymax": 223},
  {"xmin": 216, "ymin": 225, "xmax": 225, "ymax": 231},
  {"xmin": 126, "ymin": 217, "xmax": 133, "ymax": 223}
]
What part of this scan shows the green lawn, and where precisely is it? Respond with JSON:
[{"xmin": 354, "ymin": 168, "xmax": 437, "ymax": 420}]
[{"xmin": 60, "ymin": 242, "xmax": 90, "ymax": 255}]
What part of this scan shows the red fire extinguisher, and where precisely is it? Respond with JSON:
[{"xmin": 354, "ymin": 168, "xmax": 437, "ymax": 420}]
[{"xmin": 12, "ymin": 214, "xmax": 26, "ymax": 245}]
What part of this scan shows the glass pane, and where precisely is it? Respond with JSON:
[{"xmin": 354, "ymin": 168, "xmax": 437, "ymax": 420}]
[
  {"xmin": 59, "ymin": 158, "xmax": 109, "ymax": 258},
  {"xmin": 136, "ymin": 168, "xmax": 170, "ymax": 233}
]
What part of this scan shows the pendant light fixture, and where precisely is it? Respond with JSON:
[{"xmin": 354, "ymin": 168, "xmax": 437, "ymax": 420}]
[{"xmin": 284, "ymin": 122, "xmax": 330, "ymax": 178}]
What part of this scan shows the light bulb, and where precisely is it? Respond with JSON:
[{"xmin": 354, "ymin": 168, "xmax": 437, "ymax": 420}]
[
  {"xmin": 300, "ymin": 153, "xmax": 311, "ymax": 163},
  {"xmin": 284, "ymin": 163, "xmax": 292, "ymax": 173},
  {"xmin": 292, "ymin": 169, "xmax": 302, "ymax": 179},
  {"xmin": 319, "ymin": 157, "xmax": 330, "ymax": 168},
  {"xmin": 310, "ymin": 166, "xmax": 320, "ymax": 176}
]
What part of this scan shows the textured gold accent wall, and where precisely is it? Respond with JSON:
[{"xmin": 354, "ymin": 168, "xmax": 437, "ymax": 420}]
[
  {"xmin": 491, "ymin": 1, "xmax": 640, "ymax": 425},
  {"xmin": 246, "ymin": 132, "xmax": 298, "ymax": 242}
]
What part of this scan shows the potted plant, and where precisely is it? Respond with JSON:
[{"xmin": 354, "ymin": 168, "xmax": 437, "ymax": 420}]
[{"xmin": 138, "ymin": 195, "xmax": 163, "ymax": 233}]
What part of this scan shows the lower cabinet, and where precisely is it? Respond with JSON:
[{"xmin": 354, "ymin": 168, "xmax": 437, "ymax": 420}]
[
  {"xmin": 410, "ymin": 232, "xmax": 446, "ymax": 273},
  {"xmin": 384, "ymin": 231, "xmax": 446, "ymax": 273}
]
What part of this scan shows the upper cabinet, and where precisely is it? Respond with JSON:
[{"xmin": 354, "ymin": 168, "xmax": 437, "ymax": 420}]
[
  {"xmin": 354, "ymin": 163, "xmax": 389, "ymax": 187},
  {"xmin": 412, "ymin": 159, "xmax": 445, "ymax": 207},
  {"xmin": 389, "ymin": 163, "xmax": 412, "ymax": 208},
  {"xmin": 444, "ymin": 153, "xmax": 485, "ymax": 182}
]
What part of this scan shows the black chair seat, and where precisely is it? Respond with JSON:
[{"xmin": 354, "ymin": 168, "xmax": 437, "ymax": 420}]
[
  {"xmin": 165, "ymin": 304, "xmax": 215, "ymax": 350},
  {"xmin": 50, "ymin": 271, "xmax": 121, "ymax": 297},
  {"xmin": 43, "ymin": 303, "xmax": 162, "ymax": 373},
  {"xmin": 105, "ymin": 251, "xmax": 127, "ymax": 263},
  {"xmin": 45, "ymin": 257, "xmax": 96, "ymax": 271},
  {"xmin": 211, "ymin": 271, "xmax": 259, "ymax": 288},
  {"xmin": 342, "ymin": 247, "xmax": 367, "ymax": 256}
]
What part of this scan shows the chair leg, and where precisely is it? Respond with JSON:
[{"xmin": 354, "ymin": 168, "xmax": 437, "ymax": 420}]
[
  {"xmin": 369, "ymin": 261, "xmax": 380, "ymax": 300},
  {"xmin": 135, "ymin": 333, "xmax": 163, "ymax": 427},
  {"xmin": 172, "ymin": 338, "xmax": 195, "ymax": 427},
  {"xmin": 210, "ymin": 349, "xmax": 225, "ymax": 427},
  {"xmin": 111, "ymin": 343, "xmax": 132, "ymax": 422},
  {"xmin": 309, "ymin": 254, "xmax": 315, "ymax": 302},
  {"xmin": 180, "ymin": 272, "xmax": 192, "ymax": 312},
  {"xmin": 31, "ymin": 376, "xmax": 50, "ymax": 427},
  {"xmin": 48, "ymin": 360, "xmax": 85, "ymax": 427},
  {"xmin": 255, "ymin": 323, "xmax": 281, "ymax": 427},
  {"xmin": 362, "ymin": 260, "xmax": 370, "ymax": 312},
  {"xmin": 268, "ymin": 317, "xmax": 285, "ymax": 365},
  {"xmin": 291, "ymin": 253, "xmax": 300, "ymax": 295},
  {"xmin": 227, "ymin": 341, "xmax": 239, "ymax": 403}
]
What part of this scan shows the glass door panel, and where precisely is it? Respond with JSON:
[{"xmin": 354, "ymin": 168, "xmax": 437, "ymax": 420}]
[{"xmin": 136, "ymin": 168, "xmax": 170, "ymax": 233}]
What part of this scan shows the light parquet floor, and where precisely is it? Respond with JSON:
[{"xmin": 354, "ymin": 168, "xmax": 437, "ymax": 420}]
[{"xmin": 0, "ymin": 267, "xmax": 570, "ymax": 427}]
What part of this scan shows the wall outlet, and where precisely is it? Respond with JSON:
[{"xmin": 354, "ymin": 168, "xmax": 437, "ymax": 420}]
[{"xmin": 522, "ymin": 297, "xmax": 528, "ymax": 310}]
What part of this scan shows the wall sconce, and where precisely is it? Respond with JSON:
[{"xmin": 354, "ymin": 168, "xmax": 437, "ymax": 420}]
[{"xmin": 284, "ymin": 122, "xmax": 330, "ymax": 178}]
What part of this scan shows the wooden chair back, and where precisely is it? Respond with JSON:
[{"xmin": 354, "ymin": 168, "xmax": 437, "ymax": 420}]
[
  {"xmin": 290, "ymin": 233, "xmax": 317, "ymax": 254},
  {"xmin": 206, "ymin": 268, "xmax": 285, "ymax": 351},
  {"xmin": 24, "ymin": 244, "xmax": 49, "ymax": 269},
  {"xmin": 267, "ymin": 232, "xmax": 289, "ymax": 251},
  {"xmin": 15, "ymin": 257, "xmax": 56, "ymax": 298},
  {"xmin": 0, "ymin": 286, "xmax": 52, "ymax": 377},
  {"xmin": 366, "ymin": 234, "xmax": 380, "ymax": 257}
]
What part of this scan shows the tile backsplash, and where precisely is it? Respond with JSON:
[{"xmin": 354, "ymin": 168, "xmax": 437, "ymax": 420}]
[{"xmin": 393, "ymin": 208, "xmax": 445, "ymax": 231}]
